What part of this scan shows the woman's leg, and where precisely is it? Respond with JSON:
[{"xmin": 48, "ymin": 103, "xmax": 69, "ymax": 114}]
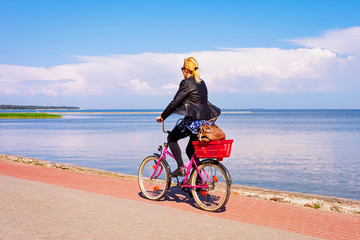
[
  {"xmin": 167, "ymin": 126, "xmax": 188, "ymax": 168},
  {"xmin": 186, "ymin": 133, "xmax": 198, "ymax": 160}
]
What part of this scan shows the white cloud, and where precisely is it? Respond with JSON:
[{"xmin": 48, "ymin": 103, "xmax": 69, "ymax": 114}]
[
  {"xmin": 196, "ymin": 47, "xmax": 342, "ymax": 93},
  {"xmin": 119, "ymin": 79, "xmax": 154, "ymax": 94},
  {"xmin": 289, "ymin": 26, "xmax": 360, "ymax": 55},
  {"xmin": 1, "ymin": 27, "xmax": 360, "ymax": 97}
]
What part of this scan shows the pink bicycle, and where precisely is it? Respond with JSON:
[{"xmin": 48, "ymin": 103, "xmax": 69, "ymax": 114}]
[{"xmin": 138, "ymin": 120, "xmax": 233, "ymax": 211}]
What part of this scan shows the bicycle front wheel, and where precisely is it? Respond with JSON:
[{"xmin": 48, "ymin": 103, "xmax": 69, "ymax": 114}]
[
  {"xmin": 138, "ymin": 155, "xmax": 170, "ymax": 200},
  {"xmin": 190, "ymin": 162, "xmax": 230, "ymax": 211}
]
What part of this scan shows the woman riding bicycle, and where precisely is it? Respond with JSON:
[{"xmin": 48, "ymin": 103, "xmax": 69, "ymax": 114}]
[{"xmin": 156, "ymin": 57, "xmax": 221, "ymax": 177}]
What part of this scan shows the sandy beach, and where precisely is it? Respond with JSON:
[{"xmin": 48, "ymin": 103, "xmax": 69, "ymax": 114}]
[{"xmin": 1, "ymin": 155, "xmax": 359, "ymax": 240}]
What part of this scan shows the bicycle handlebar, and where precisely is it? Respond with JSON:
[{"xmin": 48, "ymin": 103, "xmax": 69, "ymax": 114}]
[
  {"xmin": 162, "ymin": 121, "xmax": 170, "ymax": 134},
  {"xmin": 161, "ymin": 118, "xmax": 183, "ymax": 134}
]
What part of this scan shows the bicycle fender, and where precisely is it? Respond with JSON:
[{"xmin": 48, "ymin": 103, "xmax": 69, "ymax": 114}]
[
  {"xmin": 152, "ymin": 154, "xmax": 170, "ymax": 171},
  {"xmin": 217, "ymin": 161, "xmax": 232, "ymax": 185},
  {"xmin": 199, "ymin": 159, "xmax": 232, "ymax": 185}
]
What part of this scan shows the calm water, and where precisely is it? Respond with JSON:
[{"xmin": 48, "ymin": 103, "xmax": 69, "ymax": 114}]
[{"xmin": 1, "ymin": 109, "xmax": 359, "ymax": 200}]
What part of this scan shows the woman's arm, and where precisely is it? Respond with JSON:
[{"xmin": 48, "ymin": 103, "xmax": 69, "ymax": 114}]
[{"xmin": 160, "ymin": 79, "xmax": 190, "ymax": 120}]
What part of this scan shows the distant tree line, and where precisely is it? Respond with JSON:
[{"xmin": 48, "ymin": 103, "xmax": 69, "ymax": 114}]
[{"xmin": 0, "ymin": 104, "xmax": 80, "ymax": 110}]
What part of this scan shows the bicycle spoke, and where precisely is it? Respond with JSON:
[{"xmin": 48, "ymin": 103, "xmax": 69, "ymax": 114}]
[
  {"xmin": 138, "ymin": 156, "xmax": 169, "ymax": 200},
  {"xmin": 190, "ymin": 162, "xmax": 230, "ymax": 211}
]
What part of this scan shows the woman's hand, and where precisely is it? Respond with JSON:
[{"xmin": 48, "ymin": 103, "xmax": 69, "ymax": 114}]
[{"xmin": 156, "ymin": 116, "xmax": 164, "ymax": 123}]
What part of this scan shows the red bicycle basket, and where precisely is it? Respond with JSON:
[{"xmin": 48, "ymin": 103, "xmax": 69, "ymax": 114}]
[{"xmin": 193, "ymin": 139, "xmax": 233, "ymax": 161}]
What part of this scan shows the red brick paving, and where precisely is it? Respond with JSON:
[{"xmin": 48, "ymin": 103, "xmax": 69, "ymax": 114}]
[{"xmin": 1, "ymin": 159, "xmax": 359, "ymax": 240}]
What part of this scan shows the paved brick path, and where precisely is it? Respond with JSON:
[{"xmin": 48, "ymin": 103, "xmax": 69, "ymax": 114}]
[{"xmin": 1, "ymin": 159, "xmax": 359, "ymax": 239}]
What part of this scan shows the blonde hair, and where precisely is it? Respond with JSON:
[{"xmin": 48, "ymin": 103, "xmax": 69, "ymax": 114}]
[{"xmin": 184, "ymin": 57, "xmax": 201, "ymax": 83}]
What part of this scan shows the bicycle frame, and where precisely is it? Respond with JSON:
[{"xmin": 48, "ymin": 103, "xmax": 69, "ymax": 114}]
[{"xmin": 152, "ymin": 143, "xmax": 212, "ymax": 189}]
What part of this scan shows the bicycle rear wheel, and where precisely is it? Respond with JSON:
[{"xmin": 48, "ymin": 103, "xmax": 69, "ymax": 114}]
[
  {"xmin": 190, "ymin": 162, "xmax": 230, "ymax": 211},
  {"xmin": 138, "ymin": 155, "xmax": 170, "ymax": 200}
]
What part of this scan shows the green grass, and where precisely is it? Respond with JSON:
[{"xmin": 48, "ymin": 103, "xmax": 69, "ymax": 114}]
[{"xmin": 0, "ymin": 113, "xmax": 62, "ymax": 119}]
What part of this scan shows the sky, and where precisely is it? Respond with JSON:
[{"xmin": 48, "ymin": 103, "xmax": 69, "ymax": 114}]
[{"xmin": 1, "ymin": 0, "xmax": 360, "ymax": 109}]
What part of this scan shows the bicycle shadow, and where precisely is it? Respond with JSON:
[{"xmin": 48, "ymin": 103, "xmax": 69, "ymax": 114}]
[{"xmin": 138, "ymin": 185, "xmax": 227, "ymax": 213}]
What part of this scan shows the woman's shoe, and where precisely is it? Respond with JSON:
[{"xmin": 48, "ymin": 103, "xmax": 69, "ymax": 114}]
[{"xmin": 170, "ymin": 168, "xmax": 186, "ymax": 177}]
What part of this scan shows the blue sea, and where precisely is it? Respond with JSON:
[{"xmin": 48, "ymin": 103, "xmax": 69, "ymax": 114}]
[{"xmin": 1, "ymin": 109, "xmax": 359, "ymax": 200}]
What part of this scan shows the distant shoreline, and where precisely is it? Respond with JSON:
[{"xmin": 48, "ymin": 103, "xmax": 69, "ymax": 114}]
[
  {"xmin": 40, "ymin": 110, "xmax": 253, "ymax": 115},
  {"xmin": 0, "ymin": 113, "xmax": 62, "ymax": 119},
  {"xmin": 0, "ymin": 104, "xmax": 79, "ymax": 110}
]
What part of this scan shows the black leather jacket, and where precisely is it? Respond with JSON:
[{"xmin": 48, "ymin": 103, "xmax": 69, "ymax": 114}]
[{"xmin": 161, "ymin": 77, "xmax": 221, "ymax": 120}]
